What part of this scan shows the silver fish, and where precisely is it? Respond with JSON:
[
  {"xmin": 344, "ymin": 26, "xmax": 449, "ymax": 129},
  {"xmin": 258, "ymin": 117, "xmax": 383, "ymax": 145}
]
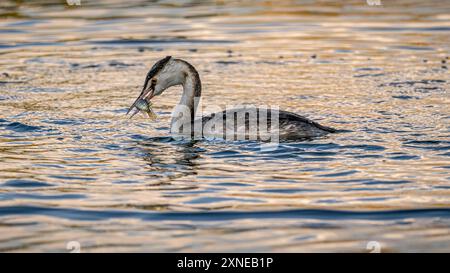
[
  {"xmin": 135, "ymin": 98, "xmax": 151, "ymax": 112},
  {"xmin": 133, "ymin": 98, "xmax": 157, "ymax": 119}
]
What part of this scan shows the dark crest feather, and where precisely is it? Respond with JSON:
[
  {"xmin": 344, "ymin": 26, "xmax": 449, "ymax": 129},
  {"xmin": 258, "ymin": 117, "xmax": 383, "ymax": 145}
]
[{"xmin": 141, "ymin": 56, "xmax": 172, "ymax": 92}]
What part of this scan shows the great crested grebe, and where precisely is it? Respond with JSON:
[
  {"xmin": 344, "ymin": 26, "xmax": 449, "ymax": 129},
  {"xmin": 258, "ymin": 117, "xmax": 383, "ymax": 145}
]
[{"xmin": 127, "ymin": 56, "xmax": 336, "ymax": 140}]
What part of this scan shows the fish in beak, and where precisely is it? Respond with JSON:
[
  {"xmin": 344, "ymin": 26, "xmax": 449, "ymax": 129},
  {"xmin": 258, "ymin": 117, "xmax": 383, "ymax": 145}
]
[{"xmin": 127, "ymin": 85, "xmax": 157, "ymax": 119}]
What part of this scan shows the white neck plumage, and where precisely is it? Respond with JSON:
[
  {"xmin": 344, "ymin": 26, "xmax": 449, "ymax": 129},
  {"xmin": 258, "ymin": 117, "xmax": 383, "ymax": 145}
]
[{"xmin": 169, "ymin": 60, "xmax": 202, "ymax": 134}]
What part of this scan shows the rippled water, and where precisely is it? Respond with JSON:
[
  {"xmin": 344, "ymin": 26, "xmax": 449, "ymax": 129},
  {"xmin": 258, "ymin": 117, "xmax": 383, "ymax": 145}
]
[{"xmin": 0, "ymin": 0, "xmax": 449, "ymax": 252}]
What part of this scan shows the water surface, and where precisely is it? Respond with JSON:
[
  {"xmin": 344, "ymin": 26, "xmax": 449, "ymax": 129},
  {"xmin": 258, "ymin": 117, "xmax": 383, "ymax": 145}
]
[{"xmin": 0, "ymin": 0, "xmax": 450, "ymax": 252}]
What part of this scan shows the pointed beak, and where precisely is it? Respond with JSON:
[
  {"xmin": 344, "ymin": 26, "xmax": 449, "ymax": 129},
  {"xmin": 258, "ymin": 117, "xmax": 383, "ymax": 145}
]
[{"xmin": 126, "ymin": 86, "xmax": 155, "ymax": 118}]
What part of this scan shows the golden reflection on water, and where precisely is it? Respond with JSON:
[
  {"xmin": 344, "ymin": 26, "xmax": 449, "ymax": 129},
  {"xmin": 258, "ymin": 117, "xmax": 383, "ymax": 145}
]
[{"xmin": 0, "ymin": 0, "xmax": 449, "ymax": 252}]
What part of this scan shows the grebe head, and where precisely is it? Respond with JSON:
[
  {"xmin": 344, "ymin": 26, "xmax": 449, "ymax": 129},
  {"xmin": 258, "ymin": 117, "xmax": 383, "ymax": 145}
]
[
  {"xmin": 128, "ymin": 56, "xmax": 201, "ymax": 122},
  {"xmin": 128, "ymin": 56, "xmax": 190, "ymax": 114}
]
